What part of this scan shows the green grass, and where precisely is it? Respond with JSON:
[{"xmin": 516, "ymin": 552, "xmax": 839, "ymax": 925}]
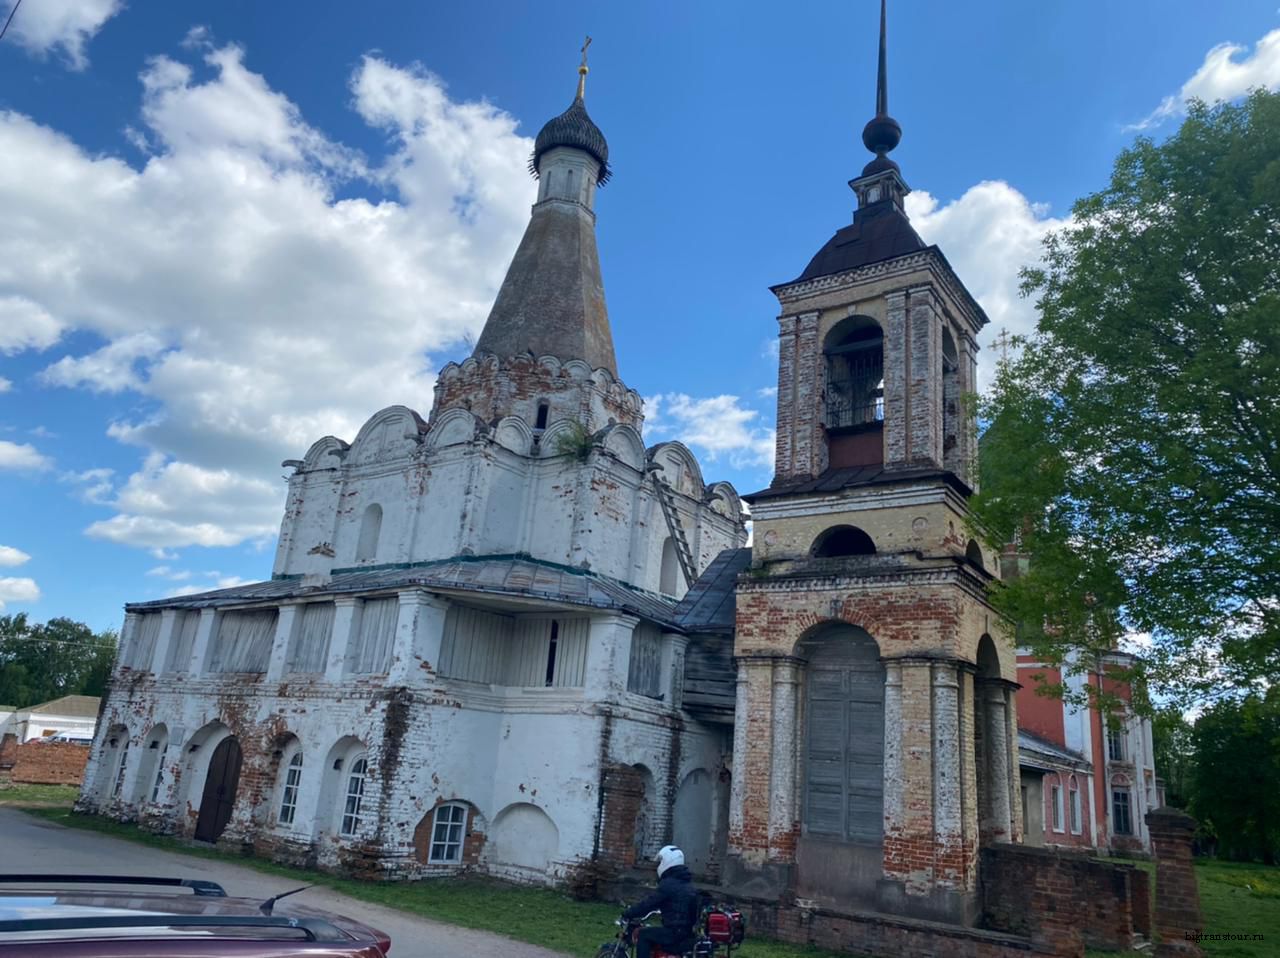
[
  {"xmin": 21, "ymin": 808, "xmax": 846, "ymax": 958},
  {"xmin": 0, "ymin": 782, "xmax": 80, "ymax": 806}
]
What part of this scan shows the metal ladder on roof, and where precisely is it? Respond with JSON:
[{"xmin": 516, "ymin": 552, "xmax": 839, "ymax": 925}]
[{"xmin": 653, "ymin": 474, "xmax": 697, "ymax": 588}]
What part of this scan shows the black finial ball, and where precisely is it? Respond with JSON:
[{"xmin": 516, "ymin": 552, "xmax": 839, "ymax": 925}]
[{"xmin": 862, "ymin": 114, "xmax": 902, "ymax": 156}]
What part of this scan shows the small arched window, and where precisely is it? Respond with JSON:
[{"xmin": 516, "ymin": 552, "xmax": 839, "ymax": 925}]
[
  {"xmin": 355, "ymin": 504, "xmax": 382, "ymax": 562},
  {"xmin": 965, "ymin": 539, "xmax": 985, "ymax": 570},
  {"xmin": 824, "ymin": 316, "xmax": 884, "ymax": 429},
  {"xmin": 535, "ymin": 401, "xmax": 550, "ymax": 431},
  {"xmin": 278, "ymin": 750, "xmax": 304, "ymax": 826},
  {"xmin": 340, "ymin": 755, "xmax": 368, "ymax": 836},
  {"xmin": 811, "ymin": 525, "xmax": 876, "ymax": 558},
  {"xmin": 659, "ymin": 537, "xmax": 679, "ymax": 596}
]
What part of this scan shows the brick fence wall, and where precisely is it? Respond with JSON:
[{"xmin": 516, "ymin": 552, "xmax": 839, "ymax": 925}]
[
  {"xmin": 4, "ymin": 737, "xmax": 92, "ymax": 785},
  {"xmin": 981, "ymin": 843, "xmax": 1150, "ymax": 955}
]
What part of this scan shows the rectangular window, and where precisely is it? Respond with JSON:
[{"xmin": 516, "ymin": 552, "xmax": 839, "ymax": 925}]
[
  {"xmin": 1108, "ymin": 722, "xmax": 1126, "ymax": 762},
  {"xmin": 1113, "ymin": 789, "xmax": 1132, "ymax": 835},
  {"xmin": 627, "ymin": 625, "xmax": 662, "ymax": 698},
  {"xmin": 340, "ymin": 757, "xmax": 368, "ymax": 837},
  {"xmin": 429, "ymin": 803, "xmax": 467, "ymax": 863},
  {"xmin": 1069, "ymin": 787, "xmax": 1082, "ymax": 834},
  {"xmin": 112, "ymin": 743, "xmax": 130, "ymax": 799},
  {"xmin": 279, "ymin": 752, "xmax": 303, "ymax": 826},
  {"xmin": 287, "ymin": 602, "xmax": 334, "ymax": 674},
  {"xmin": 209, "ymin": 609, "xmax": 278, "ymax": 673},
  {"xmin": 1051, "ymin": 784, "xmax": 1064, "ymax": 832},
  {"xmin": 150, "ymin": 744, "xmax": 168, "ymax": 804},
  {"xmin": 348, "ymin": 598, "xmax": 398, "ymax": 675},
  {"xmin": 165, "ymin": 611, "xmax": 200, "ymax": 673}
]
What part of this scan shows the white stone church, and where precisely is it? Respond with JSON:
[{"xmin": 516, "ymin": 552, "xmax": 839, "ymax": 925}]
[{"xmin": 79, "ymin": 56, "xmax": 748, "ymax": 882}]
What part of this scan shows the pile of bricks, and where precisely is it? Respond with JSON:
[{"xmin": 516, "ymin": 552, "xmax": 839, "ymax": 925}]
[{"xmin": 3, "ymin": 737, "xmax": 92, "ymax": 786}]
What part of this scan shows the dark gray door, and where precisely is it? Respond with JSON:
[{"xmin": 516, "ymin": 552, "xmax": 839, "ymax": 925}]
[
  {"xmin": 803, "ymin": 630, "xmax": 884, "ymax": 843},
  {"xmin": 194, "ymin": 737, "xmax": 241, "ymax": 843}
]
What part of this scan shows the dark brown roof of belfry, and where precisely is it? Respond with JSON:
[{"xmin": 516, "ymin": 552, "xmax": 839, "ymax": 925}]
[
  {"xmin": 787, "ymin": 201, "xmax": 927, "ymax": 285},
  {"xmin": 746, "ymin": 465, "xmax": 972, "ymax": 502}
]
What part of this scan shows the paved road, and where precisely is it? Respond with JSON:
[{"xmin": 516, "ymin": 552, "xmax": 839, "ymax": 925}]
[{"xmin": 0, "ymin": 807, "xmax": 570, "ymax": 958}]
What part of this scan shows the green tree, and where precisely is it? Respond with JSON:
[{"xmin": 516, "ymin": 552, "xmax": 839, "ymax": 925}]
[
  {"xmin": 1151, "ymin": 706, "xmax": 1194, "ymax": 809},
  {"xmin": 0, "ymin": 613, "xmax": 118, "ymax": 709},
  {"xmin": 1188, "ymin": 691, "xmax": 1280, "ymax": 863},
  {"xmin": 973, "ymin": 91, "xmax": 1280, "ymax": 703}
]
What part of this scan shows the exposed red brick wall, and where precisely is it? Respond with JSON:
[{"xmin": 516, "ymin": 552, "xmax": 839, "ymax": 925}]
[
  {"xmin": 9, "ymin": 741, "xmax": 91, "ymax": 785},
  {"xmin": 981, "ymin": 843, "xmax": 1150, "ymax": 955},
  {"xmin": 598, "ymin": 762, "xmax": 645, "ymax": 870}
]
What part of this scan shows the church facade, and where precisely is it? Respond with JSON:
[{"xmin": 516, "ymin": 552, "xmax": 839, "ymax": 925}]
[
  {"xmin": 78, "ymin": 55, "xmax": 747, "ymax": 882},
  {"xmin": 78, "ymin": 8, "xmax": 1154, "ymax": 947}
]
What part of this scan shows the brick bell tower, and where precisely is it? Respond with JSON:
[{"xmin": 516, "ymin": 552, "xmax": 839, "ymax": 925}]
[{"xmin": 726, "ymin": 0, "xmax": 1021, "ymax": 925}]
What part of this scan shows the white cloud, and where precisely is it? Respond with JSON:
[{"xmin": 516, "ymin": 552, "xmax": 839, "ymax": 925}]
[
  {"xmin": 1, "ymin": 0, "xmax": 122, "ymax": 70},
  {"xmin": 0, "ymin": 42, "xmax": 535, "ymax": 550},
  {"xmin": 0, "ymin": 296, "xmax": 64, "ymax": 353},
  {"xmin": 906, "ymin": 181, "xmax": 1068, "ymax": 390},
  {"xmin": 0, "ymin": 545, "xmax": 31, "ymax": 567},
  {"xmin": 145, "ymin": 565, "xmax": 191, "ymax": 581},
  {"xmin": 647, "ymin": 392, "xmax": 776, "ymax": 470},
  {"xmin": 167, "ymin": 574, "xmax": 250, "ymax": 598},
  {"xmin": 0, "ymin": 439, "xmax": 52, "ymax": 471},
  {"xmin": 0, "ymin": 377, "xmax": 10, "ymax": 392},
  {"xmin": 0, "ymin": 576, "xmax": 40, "ymax": 609},
  {"xmin": 41, "ymin": 332, "xmax": 166, "ymax": 393},
  {"xmin": 1129, "ymin": 27, "xmax": 1280, "ymax": 130},
  {"xmin": 61, "ymin": 467, "xmax": 115, "ymax": 504},
  {"xmin": 85, "ymin": 455, "xmax": 282, "ymax": 549}
]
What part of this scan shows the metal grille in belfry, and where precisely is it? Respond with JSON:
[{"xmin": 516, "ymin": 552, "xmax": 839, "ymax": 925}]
[{"xmin": 825, "ymin": 340, "xmax": 884, "ymax": 429}]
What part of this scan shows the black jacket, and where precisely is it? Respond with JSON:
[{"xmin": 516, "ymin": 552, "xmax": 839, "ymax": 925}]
[{"xmin": 623, "ymin": 865, "xmax": 699, "ymax": 935}]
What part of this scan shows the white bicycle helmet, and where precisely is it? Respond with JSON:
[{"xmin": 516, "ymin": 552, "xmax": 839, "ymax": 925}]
[{"xmin": 656, "ymin": 845, "xmax": 684, "ymax": 877}]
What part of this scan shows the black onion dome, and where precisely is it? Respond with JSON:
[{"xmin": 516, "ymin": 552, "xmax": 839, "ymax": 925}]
[{"xmin": 530, "ymin": 96, "xmax": 611, "ymax": 185}]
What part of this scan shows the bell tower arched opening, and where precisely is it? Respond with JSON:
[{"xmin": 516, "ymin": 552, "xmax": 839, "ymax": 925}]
[{"xmin": 823, "ymin": 316, "xmax": 884, "ymax": 469}]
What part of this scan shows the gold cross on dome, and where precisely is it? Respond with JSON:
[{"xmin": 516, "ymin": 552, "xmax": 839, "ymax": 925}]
[{"xmin": 580, "ymin": 35, "xmax": 593, "ymax": 71}]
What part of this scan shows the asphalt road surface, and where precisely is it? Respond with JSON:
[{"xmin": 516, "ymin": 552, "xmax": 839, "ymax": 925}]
[{"xmin": 0, "ymin": 806, "xmax": 571, "ymax": 958}]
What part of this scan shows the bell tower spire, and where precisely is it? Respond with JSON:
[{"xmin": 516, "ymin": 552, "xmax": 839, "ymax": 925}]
[{"xmin": 852, "ymin": 0, "xmax": 908, "ymax": 210}]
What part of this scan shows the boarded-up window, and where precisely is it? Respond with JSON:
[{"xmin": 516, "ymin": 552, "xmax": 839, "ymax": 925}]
[
  {"xmin": 347, "ymin": 597, "xmax": 398, "ymax": 674},
  {"xmin": 287, "ymin": 603, "xmax": 334, "ymax": 674},
  {"xmin": 439, "ymin": 606, "xmax": 510, "ymax": 683},
  {"xmin": 438, "ymin": 608, "xmax": 587, "ymax": 687},
  {"xmin": 209, "ymin": 609, "xmax": 278, "ymax": 673},
  {"xmin": 505, "ymin": 618, "xmax": 588, "ymax": 687},
  {"xmin": 628, "ymin": 624, "xmax": 662, "ymax": 698},
  {"xmin": 123, "ymin": 613, "xmax": 163, "ymax": 670},
  {"xmin": 165, "ymin": 611, "xmax": 200, "ymax": 673},
  {"xmin": 802, "ymin": 628, "xmax": 884, "ymax": 843}
]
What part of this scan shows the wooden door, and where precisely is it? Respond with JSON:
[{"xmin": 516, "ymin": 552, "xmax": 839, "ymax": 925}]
[{"xmin": 194, "ymin": 737, "xmax": 242, "ymax": 842}]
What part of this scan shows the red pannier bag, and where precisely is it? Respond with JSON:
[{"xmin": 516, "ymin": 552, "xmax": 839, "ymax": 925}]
[{"xmin": 705, "ymin": 908, "xmax": 745, "ymax": 946}]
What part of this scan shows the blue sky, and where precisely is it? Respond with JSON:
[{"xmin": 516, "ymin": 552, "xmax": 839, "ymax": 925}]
[{"xmin": 1, "ymin": 0, "xmax": 1278, "ymax": 632}]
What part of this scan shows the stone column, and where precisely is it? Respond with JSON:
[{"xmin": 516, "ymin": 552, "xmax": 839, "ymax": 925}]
[
  {"xmin": 980, "ymin": 680, "xmax": 1013, "ymax": 842},
  {"xmin": 388, "ymin": 591, "xmax": 449, "ymax": 685},
  {"xmin": 1147, "ymin": 807, "xmax": 1205, "ymax": 958},
  {"xmin": 583, "ymin": 613, "xmax": 639, "ymax": 702},
  {"xmin": 774, "ymin": 314, "xmax": 798, "ymax": 477},
  {"xmin": 265, "ymin": 604, "xmax": 300, "ymax": 682},
  {"xmin": 957, "ymin": 666, "xmax": 980, "ymax": 886},
  {"xmin": 931, "ymin": 662, "xmax": 963, "ymax": 885},
  {"xmin": 187, "ymin": 608, "xmax": 218, "ymax": 675},
  {"xmin": 727, "ymin": 656, "xmax": 774, "ymax": 864},
  {"xmin": 881, "ymin": 660, "xmax": 905, "ymax": 853},
  {"xmin": 1004, "ymin": 684, "xmax": 1023, "ymax": 842},
  {"xmin": 767, "ymin": 658, "xmax": 800, "ymax": 861},
  {"xmin": 118, "ymin": 612, "xmax": 140, "ymax": 669},
  {"xmin": 907, "ymin": 286, "xmax": 942, "ymax": 469},
  {"xmin": 882, "ymin": 290, "xmax": 909, "ymax": 468},
  {"xmin": 324, "ymin": 597, "xmax": 360, "ymax": 682},
  {"xmin": 792, "ymin": 312, "xmax": 821, "ymax": 477},
  {"xmin": 901, "ymin": 660, "xmax": 935, "ymax": 889}
]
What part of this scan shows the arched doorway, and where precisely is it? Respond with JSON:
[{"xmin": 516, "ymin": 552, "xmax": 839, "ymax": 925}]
[
  {"xmin": 194, "ymin": 736, "xmax": 242, "ymax": 842},
  {"xmin": 797, "ymin": 624, "xmax": 885, "ymax": 906}
]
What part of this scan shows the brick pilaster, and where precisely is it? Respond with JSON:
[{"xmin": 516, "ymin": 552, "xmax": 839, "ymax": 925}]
[{"xmin": 1146, "ymin": 806, "xmax": 1204, "ymax": 958}]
